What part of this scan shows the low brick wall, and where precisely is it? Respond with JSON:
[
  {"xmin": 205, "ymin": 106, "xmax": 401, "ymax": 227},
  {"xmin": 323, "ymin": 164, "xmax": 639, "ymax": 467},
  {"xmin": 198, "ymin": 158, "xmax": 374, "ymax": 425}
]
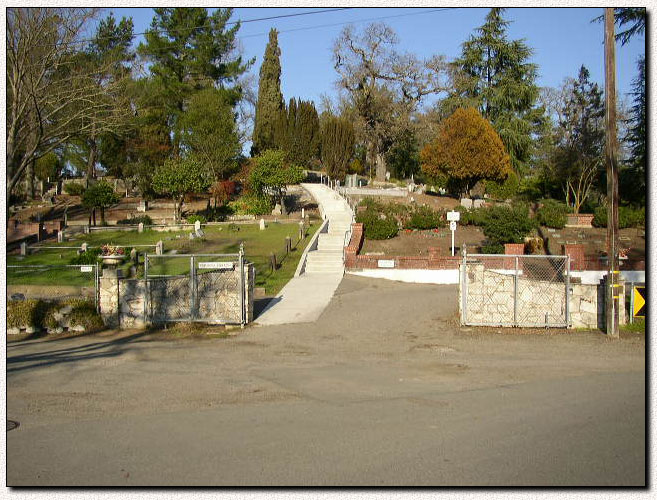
[{"xmin": 566, "ymin": 214, "xmax": 594, "ymax": 227}]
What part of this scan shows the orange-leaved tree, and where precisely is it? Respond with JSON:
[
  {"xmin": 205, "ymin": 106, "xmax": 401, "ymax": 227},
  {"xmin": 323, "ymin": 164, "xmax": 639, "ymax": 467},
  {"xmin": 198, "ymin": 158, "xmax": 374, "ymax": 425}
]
[{"xmin": 420, "ymin": 107, "xmax": 512, "ymax": 198}]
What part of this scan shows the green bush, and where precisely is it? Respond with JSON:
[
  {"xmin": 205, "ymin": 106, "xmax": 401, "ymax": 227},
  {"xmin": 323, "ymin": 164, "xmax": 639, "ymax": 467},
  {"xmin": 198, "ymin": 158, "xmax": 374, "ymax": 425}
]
[
  {"xmin": 404, "ymin": 206, "xmax": 445, "ymax": 230},
  {"xmin": 117, "ymin": 215, "xmax": 153, "ymax": 225},
  {"xmin": 70, "ymin": 247, "xmax": 102, "ymax": 265},
  {"xmin": 536, "ymin": 199, "xmax": 570, "ymax": 229},
  {"xmin": 64, "ymin": 183, "xmax": 85, "ymax": 196},
  {"xmin": 481, "ymin": 205, "xmax": 535, "ymax": 250},
  {"xmin": 186, "ymin": 214, "xmax": 207, "ymax": 225},
  {"xmin": 593, "ymin": 205, "xmax": 645, "ymax": 229},
  {"xmin": 481, "ymin": 242, "xmax": 504, "ymax": 254},
  {"xmin": 7, "ymin": 300, "xmax": 50, "ymax": 329},
  {"xmin": 229, "ymin": 194, "xmax": 272, "ymax": 215},
  {"xmin": 484, "ymin": 172, "xmax": 519, "ymax": 201},
  {"xmin": 455, "ymin": 206, "xmax": 487, "ymax": 226},
  {"xmin": 356, "ymin": 209, "xmax": 399, "ymax": 240},
  {"xmin": 60, "ymin": 299, "xmax": 104, "ymax": 332}
]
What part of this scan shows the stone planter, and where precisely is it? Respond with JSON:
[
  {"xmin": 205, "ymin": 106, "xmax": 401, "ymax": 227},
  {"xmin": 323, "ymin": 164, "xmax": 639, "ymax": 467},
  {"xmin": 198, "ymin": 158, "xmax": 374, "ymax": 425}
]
[
  {"xmin": 566, "ymin": 214, "xmax": 594, "ymax": 227},
  {"xmin": 101, "ymin": 255, "xmax": 126, "ymax": 266}
]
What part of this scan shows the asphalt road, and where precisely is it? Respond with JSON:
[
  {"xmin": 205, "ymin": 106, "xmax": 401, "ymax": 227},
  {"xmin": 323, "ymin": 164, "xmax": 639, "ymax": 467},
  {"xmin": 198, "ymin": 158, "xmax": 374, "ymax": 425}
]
[{"xmin": 6, "ymin": 276, "xmax": 646, "ymax": 486}]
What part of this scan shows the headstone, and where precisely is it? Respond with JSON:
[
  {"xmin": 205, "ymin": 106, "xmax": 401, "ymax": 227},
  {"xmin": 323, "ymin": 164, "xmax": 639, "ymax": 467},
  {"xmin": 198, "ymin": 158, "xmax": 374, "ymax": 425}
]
[
  {"xmin": 259, "ymin": 218, "xmax": 266, "ymax": 230},
  {"xmin": 272, "ymin": 204, "xmax": 282, "ymax": 216},
  {"xmin": 84, "ymin": 225, "xmax": 90, "ymax": 234},
  {"xmin": 138, "ymin": 200, "xmax": 147, "ymax": 212},
  {"xmin": 194, "ymin": 220, "xmax": 201, "ymax": 232},
  {"xmin": 138, "ymin": 222, "xmax": 144, "ymax": 233},
  {"xmin": 460, "ymin": 198, "xmax": 473, "ymax": 209},
  {"xmin": 189, "ymin": 232, "xmax": 196, "ymax": 240},
  {"xmin": 385, "ymin": 171, "xmax": 391, "ymax": 181},
  {"xmin": 10, "ymin": 293, "xmax": 25, "ymax": 301},
  {"xmin": 81, "ymin": 243, "xmax": 88, "ymax": 253},
  {"xmin": 156, "ymin": 240, "xmax": 163, "ymax": 255},
  {"xmin": 57, "ymin": 230, "xmax": 65, "ymax": 243},
  {"xmin": 130, "ymin": 248, "xmax": 138, "ymax": 265},
  {"xmin": 20, "ymin": 242, "xmax": 27, "ymax": 256},
  {"xmin": 473, "ymin": 199, "xmax": 485, "ymax": 209},
  {"xmin": 195, "ymin": 228, "xmax": 205, "ymax": 238},
  {"xmin": 301, "ymin": 208, "xmax": 305, "ymax": 219}
]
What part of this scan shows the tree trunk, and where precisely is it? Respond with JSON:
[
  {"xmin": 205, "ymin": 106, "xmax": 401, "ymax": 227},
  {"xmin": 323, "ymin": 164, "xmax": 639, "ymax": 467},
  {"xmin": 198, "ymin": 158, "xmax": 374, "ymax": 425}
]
[
  {"xmin": 100, "ymin": 206, "xmax": 106, "ymax": 225},
  {"xmin": 375, "ymin": 152, "xmax": 387, "ymax": 182},
  {"xmin": 92, "ymin": 208, "xmax": 97, "ymax": 226},
  {"xmin": 87, "ymin": 138, "xmax": 97, "ymax": 183},
  {"xmin": 280, "ymin": 193, "xmax": 288, "ymax": 216},
  {"xmin": 26, "ymin": 158, "xmax": 35, "ymax": 199}
]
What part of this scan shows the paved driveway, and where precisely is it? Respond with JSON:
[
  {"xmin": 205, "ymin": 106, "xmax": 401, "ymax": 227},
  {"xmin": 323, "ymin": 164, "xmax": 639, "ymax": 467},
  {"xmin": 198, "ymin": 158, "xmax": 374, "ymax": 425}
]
[{"xmin": 6, "ymin": 276, "xmax": 645, "ymax": 486}]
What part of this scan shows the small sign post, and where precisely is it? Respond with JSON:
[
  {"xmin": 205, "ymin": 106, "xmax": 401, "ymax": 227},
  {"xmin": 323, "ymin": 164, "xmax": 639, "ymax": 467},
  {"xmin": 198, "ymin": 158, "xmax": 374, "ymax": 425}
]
[{"xmin": 447, "ymin": 211, "xmax": 460, "ymax": 257}]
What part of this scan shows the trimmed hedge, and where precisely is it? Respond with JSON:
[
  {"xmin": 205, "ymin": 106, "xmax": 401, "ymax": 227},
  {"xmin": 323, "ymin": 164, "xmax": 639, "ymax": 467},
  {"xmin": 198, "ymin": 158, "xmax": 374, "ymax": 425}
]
[
  {"xmin": 404, "ymin": 206, "xmax": 445, "ymax": 230},
  {"xmin": 186, "ymin": 214, "xmax": 207, "ymax": 224},
  {"xmin": 593, "ymin": 205, "xmax": 645, "ymax": 229},
  {"xmin": 117, "ymin": 215, "xmax": 153, "ymax": 225},
  {"xmin": 63, "ymin": 183, "xmax": 85, "ymax": 196},
  {"xmin": 229, "ymin": 194, "xmax": 272, "ymax": 215},
  {"xmin": 536, "ymin": 199, "xmax": 569, "ymax": 229},
  {"xmin": 69, "ymin": 247, "xmax": 102, "ymax": 265},
  {"xmin": 356, "ymin": 209, "xmax": 399, "ymax": 240},
  {"xmin": 7, "ymin": 299, "xmax": 103, "ymax": 333},
  {"xmin": 481, "ymin": 205, "xmax": 535, "ymax": 251},
  {"xmin": 455, "ymin": 206, "xmax": 488, "ymax": 226}
]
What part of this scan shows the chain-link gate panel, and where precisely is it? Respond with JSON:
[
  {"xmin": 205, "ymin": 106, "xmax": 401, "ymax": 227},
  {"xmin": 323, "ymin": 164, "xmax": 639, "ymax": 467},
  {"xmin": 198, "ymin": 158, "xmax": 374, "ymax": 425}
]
[
  {"xmin": 149, "ymin": 275, "xmax": 193, "ymax": 323},
  {"xmin": 515, "ymin": 256, "xmax": 568, "ymax": 327},
  {"xmin": 461, "ymin": 254, "xmax": 570, "ymax": 328}
]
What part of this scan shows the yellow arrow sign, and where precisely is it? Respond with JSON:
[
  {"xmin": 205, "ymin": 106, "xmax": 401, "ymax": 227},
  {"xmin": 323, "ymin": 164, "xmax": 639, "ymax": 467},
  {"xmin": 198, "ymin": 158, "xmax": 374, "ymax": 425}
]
[{"xmin": 633, "ymin": 286, "xmax": 645, "ymax": 317}]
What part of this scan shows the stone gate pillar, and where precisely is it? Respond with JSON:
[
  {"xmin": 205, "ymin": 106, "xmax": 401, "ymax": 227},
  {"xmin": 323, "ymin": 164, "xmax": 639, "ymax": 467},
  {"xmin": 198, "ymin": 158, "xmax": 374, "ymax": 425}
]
[{"xmin": 99, "ymin": 268, "xmax": 121, "ymax": 328}]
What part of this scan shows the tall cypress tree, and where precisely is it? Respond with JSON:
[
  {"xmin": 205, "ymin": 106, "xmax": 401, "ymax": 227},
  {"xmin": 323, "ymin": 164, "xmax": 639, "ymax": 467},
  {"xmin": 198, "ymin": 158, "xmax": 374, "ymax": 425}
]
[
  {"xmin": 321, "ymin": 116, "xmax": 355, "ymax": 180},
  {"xmin": 252, "ymin": 28, "xmax": 284, "ymax": 156},
  {"xmin": 444, "ymin": 8, "xmax": 543, "ymax": 174}
]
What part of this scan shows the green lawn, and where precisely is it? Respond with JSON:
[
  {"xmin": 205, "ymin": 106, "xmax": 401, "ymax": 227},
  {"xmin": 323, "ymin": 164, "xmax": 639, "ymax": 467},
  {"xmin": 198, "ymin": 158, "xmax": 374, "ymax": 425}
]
[{"xmin": 7, "ymin": 221, "xmax": 319, "ymax": 295}]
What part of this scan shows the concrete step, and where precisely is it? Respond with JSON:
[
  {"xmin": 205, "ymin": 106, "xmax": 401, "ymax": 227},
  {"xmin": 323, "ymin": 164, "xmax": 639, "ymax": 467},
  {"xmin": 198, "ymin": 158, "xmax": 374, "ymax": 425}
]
[
  {"xmin": 317, "ymin": 243, "xmax": 345, "ymax": 251},
  {"xmin": 305, "ymin": 265, "xmax": 344, "ymax": 274},
  {"xmin": 306, "ymin": 254, "xmax": 343, "ymax": 263}
]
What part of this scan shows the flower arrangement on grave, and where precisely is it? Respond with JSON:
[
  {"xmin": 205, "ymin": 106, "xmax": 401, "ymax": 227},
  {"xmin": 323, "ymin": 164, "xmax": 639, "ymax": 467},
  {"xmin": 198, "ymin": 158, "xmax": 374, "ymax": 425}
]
[{"xmin": 101, "ymin": 244, "xmax": 125, "ymax": 257}]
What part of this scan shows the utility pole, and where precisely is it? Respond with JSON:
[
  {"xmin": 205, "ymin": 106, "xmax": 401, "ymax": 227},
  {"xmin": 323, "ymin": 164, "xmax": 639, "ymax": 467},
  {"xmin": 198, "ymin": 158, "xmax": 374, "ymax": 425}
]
[{"xmin": 604, "ymin": 8, "xmax": 620, "ymax": 338}]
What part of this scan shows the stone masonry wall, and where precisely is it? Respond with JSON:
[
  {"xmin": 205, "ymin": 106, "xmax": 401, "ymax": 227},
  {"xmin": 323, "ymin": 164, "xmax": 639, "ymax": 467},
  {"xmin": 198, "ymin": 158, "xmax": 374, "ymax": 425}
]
[
  {"xmin": 101, "ymin": 263, "xmax": 255, "ymax": 328},
  {"xmin": 459, "ymin": 264, "xmax": 626, "ymax": 329}
]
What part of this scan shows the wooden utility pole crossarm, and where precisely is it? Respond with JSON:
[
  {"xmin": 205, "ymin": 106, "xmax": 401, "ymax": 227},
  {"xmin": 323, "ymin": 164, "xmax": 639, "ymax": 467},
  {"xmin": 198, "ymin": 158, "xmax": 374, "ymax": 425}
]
[{"xmin": 604, "ymin": 8, "xmax": 620, "ymax": 338}]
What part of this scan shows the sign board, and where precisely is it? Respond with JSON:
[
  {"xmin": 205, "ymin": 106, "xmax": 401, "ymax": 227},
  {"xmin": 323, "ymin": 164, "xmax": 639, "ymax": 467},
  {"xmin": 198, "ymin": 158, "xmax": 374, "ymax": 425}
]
[
  {"xmin": 446, "ymin": 211, "xmax": 460, "ymax": 222},
  {"xmin": 198, "ymin": 261, "xmax": 234, "ymax": 270},
  {"xmin": 80, "ymin": 265, "xmax": 94, "ymax": 273},
  {"xmin": 633, "ymin": 285, "xmax": 645, "ymax": 317},
  {"xmin": 449, "ymin": 221, "xmax": 457, "ymax": 231},
  {"xmin": 377, "ymin": 259, "xmax": 395, "ymax": 269}
]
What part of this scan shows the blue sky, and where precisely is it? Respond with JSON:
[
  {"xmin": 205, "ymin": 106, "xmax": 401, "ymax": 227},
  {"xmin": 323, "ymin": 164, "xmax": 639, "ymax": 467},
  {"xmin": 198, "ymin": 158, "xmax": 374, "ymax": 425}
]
[{"xmin": 107, "ymin": 7, "xmax": 645, "ymax": 108}]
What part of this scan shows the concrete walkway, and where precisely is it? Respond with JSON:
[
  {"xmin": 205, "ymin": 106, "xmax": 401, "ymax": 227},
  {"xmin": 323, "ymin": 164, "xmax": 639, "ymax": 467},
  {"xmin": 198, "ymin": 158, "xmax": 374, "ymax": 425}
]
[{"xmin": 255, "ymin": 183, "xmax": 352, "ymax": 325}]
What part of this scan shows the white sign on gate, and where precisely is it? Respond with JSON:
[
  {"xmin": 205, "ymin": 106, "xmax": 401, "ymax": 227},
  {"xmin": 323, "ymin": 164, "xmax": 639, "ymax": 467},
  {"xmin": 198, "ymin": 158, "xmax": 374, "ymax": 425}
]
[
  {"xmin": 80, "ymin": 266, "xmax": 94, "ymax": 273},
  {"xmin": 377, "ymin": 259, "xmax": 395, "ymax": 268},
  {"xmin": 198, "ymin": 261, "xmax": 234, "ymax": 270},
  {"xmin": 447, "ymin": 210, "xmax": 460, "ymax": 222}
]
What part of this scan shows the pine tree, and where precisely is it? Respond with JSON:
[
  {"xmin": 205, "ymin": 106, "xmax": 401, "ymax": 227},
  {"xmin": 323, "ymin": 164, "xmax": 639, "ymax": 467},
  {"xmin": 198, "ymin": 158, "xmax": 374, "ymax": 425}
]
[
  {"xmin": 552, "ymin": 66, "xmax": 605, "ymax": 213},
  {"xmin": 139, "ymin": 8, "xmax": 250, "ymax": 154},
  {"xmin": 252, "ymin": 29, "xmax": 284, "ymax": 156},
  {"xmin": 620, "ymin": 55, "xmax": 645, "ymax": 205},
  {"xmin": 445, "ymin": 8, "xmax": 543, "ymax": 174}
]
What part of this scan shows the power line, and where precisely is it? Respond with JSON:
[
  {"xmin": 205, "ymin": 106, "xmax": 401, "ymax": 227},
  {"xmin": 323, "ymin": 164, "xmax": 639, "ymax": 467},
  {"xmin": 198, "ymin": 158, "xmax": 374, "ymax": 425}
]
[
  {"xmin": 39, "ymin": 8, "xmax": 353, "ymax": 49},
  {"xmin": 240, "ymin": 7, "xmax": 460, "ymax": 39}
]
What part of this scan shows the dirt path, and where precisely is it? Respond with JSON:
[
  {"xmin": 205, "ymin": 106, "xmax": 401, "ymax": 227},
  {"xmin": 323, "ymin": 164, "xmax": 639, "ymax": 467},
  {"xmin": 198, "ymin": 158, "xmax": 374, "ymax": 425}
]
[{"xmin": 6, "ymin": 275, "xmax": 645, "ymax": 486}]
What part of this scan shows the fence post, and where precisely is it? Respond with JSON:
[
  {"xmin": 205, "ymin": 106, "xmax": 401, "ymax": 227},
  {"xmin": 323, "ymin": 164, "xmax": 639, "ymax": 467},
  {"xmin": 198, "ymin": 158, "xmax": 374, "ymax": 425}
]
[
  {"xmin": 95, "ymin": 263, "xmax": 99, "ymax": 313},
  {"xmin": 239, "ymin": 243, "xmax": 245, "ymax": 327},
  {"xmin": 190, "ymin": 255, "xmax": 196, "ymax": 321},
  {"xmin": 461, "ymin": 244, "xmax": 468, "ymax": 325},
  {"xmin": 144, "ymin": 254, "xmax": 150, "ymax": 324},
  {"xmin": 270, "ymin": 252, "xmax": 277, "ymax": 272},
  {"xmin": 565, "ymin": 255, "xmax": 571, "ymax": 328},
  {"xmin": 513, "ymin": 257, "xmax": 519, "ymax": 327},
  {"xmin": 285, "ymin": 236, "xmax": 292, "ymax": 253},
  {"xmin": 629, "ymin": 282, "xmax": 634, "ymax": 324}
]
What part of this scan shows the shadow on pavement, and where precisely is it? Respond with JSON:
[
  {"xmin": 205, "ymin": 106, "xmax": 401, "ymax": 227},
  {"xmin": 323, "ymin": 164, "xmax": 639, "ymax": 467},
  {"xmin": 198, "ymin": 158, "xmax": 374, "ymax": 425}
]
[{"xmin": 6, "ymin": 331, "xmax": 153, "ymax": 374}]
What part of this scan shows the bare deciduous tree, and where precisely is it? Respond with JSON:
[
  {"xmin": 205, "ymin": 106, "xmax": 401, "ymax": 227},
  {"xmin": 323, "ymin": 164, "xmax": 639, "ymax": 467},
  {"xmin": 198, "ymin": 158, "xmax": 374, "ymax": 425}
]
[
  {"xmin": 6, "ymin": 8, "xmax": 133, "ymax": 209},
  {"xmin": 333, "ymin": 23, "xmax": 448, "ymax": 182}
]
